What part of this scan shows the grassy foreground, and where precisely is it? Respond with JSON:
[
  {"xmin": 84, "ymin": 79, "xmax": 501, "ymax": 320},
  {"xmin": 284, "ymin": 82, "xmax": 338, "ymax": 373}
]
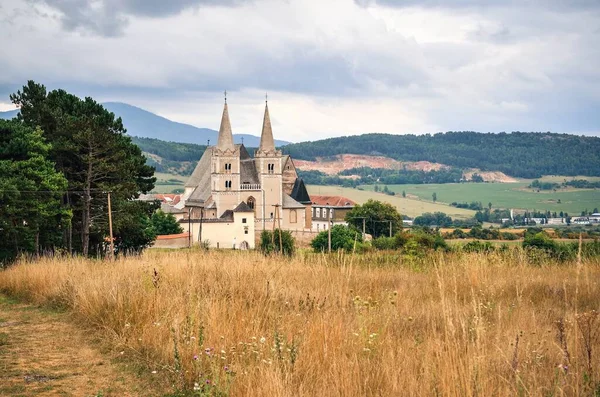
[{"xmin": 0, "ymin": 250, "xmax": 599, "ymax": 396}]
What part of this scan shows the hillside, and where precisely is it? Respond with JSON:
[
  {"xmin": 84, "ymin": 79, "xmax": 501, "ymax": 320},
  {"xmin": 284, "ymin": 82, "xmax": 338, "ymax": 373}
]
[
  {"xmin": 284, "ymin": 132, "xmax": 600, "ymax": 178},
  {"xmin": 0, "ymin": 103, "xmax": 291, "ymax": 147}
]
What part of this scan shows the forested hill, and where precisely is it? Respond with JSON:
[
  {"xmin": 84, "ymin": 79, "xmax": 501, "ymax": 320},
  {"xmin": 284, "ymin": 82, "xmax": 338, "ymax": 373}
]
[{"xmin": 283, "ymin": 132, "xmax": 600, "ymax": 178}]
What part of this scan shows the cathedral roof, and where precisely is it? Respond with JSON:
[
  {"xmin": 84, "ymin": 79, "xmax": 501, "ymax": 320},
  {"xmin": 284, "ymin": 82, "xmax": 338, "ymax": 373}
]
[
  {"xmin": 185, "ymin": 148, "xmax": 212, "ymax": 206},
  {"xmin": 282, "ymin": 194, "xmax": 305, "ymax": 209},
  {"xmin": 259, "ymin": 102, "xmax": 275, "ymax": 152},
  {"xmin": 233, "ymin": 201, "xmax": 253, "ymax": 212},
  {"xmin": 290, "ymin": 178, "xmax": 311, "ymax": 204},
  {"xmin": 239, "ymin": 145, "xmax": 260, "ymax": 185},
  {"xmin": 217, "ymin": 102, "xmax": 235, "ymax": 151}
]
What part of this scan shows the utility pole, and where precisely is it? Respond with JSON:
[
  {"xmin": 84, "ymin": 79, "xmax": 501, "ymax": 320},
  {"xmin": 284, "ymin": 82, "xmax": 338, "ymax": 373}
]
[
  {"xmin": 107, "ymin": 192, "xmax": 114, "ymax": 260},
  {"xmin": 188, "ymin": 208, "xmax": 192, "ymax": 248},
  {"xmin": 389, "ymin": 220, "xmax": 392, "ymax": 238},
  {"xmin": 362, "ymin": 217, "xmax": 366, "ymax": 240},
  {"xmin": 277, "ymin": 205, "xmax": 283, "ymax": 254},
  {"xmin": 328, "ymin": 218, "xmax": 332, "ymax": 253},
  {"xmin": 198, "ymin": 208, "xmax": 204, "ymax": 244}
]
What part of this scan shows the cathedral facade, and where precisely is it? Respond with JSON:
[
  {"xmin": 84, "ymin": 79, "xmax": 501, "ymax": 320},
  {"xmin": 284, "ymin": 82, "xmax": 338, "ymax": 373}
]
[{"xmin": 180, "ymin": 99, "xmax": 312, "ymax": 248}]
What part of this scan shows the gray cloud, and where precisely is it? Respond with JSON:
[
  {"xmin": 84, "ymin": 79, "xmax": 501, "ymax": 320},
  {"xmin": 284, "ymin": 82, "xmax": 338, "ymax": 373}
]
[
  {"xmin": 355, "ymin": 0, "xmax": 600, "ymax": 10},
  {"xmin": 1, "ymin": 0, "xmax": 599, "ymax": 138},
  {"xmin": 32, "ymin": 0, "xmax": 247, "ymax": 36}
]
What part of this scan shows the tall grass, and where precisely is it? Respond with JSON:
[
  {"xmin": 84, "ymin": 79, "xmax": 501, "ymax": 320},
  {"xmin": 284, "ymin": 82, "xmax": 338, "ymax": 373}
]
[{"xmin": 1, "ymin": 250, "xmax": 599, "ymax": 396}]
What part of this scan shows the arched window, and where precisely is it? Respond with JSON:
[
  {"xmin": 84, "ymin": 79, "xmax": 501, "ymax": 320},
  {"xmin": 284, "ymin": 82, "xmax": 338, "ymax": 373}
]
[
  {"xmin": 225, "ymin": 180, "xmax": 232, "ymax": 189},
  {"xmin": 290, "ymin": 209, "xmax": 297, "ymax": 223},
  {"xmin": 224, "ymin": 163, "xmax": 231, "ymax": 172},
  {"xmin": 247, "ymin": 196, "xmax": 256, "ymax": 212},
  {"xmin": 267, "ymin": 163, "xmax": 275, "ymax": 174}
]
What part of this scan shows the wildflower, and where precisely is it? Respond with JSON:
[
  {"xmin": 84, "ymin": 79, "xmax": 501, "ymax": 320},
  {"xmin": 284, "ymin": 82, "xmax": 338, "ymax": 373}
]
[
  {"xmin": 260, "ymin": 337, "xmax": 266, "ymax": 344},
  {"xmin": 151, "ymin": 370, "xmax": 157, "ymax": 374},
  {"xmin": 224, "ymin": 365, "xmax": 230, "ymax": 372},
  {"xmin": 191, "ymin": 336, "xmax": 196, "ymax": 340},
  {"xmin": 206, "ymin": 379, "xmax": 211, "ymax": 385},
  {"xmin": 193, "ymin": 355, "xmax": 198, "ymax": 360},
  {"xmin": 193, "ymin": 383, "xmax": 200, "ymax": 391},
  {"xmin": 221, "ymin": 350, "xmax": 226, "ymax": 354},
  {"xmin": 120, "ymin": 351, "xmax": 124, "ymax": 355}
]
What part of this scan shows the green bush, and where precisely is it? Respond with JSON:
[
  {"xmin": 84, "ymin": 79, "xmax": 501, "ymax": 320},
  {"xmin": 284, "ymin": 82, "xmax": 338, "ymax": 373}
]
[
  {"xmin": 372, "ymin": 236, "xmax": 396, "ymax": 250},
  {"xmin": 260, "ymin": 229, "xmax": 295, "ymax": 256},
  {"xmin": 310, "ymin": 225, "xmax": 363, "ymax": 252},
  {"xmin": 150, "ymin": 210, "xmax": 184, "ymax": 235},
  {"xmin": 462, "ymin": 240, "xmax": 495, "ymax": 253}
]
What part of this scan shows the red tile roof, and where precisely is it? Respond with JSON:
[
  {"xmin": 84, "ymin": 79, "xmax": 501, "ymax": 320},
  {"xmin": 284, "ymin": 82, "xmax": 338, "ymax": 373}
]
[
  {"xmin": 154, "ymin": 194, "xmax": 182, "ymax": 205},
  {"xmin": 310, "ymin": 195, "xmax": 356, "ymax": 207}
]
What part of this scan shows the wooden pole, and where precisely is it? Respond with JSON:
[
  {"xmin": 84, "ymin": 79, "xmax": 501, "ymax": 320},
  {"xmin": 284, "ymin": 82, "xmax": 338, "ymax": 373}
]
[
  {"xmin": 328, "ymin": 217, "xmax": 332, "ymax": 253},
  {"xmin": 107, "ymin": 192, "xmax": 114, "ymax": 260},
  {"xmin": 389, "ymin": 220, "xmax": 392, "ymax": 238},
  {"xmin": 362, "ymin": 217, "xmax": 366, "ymax": 240},
  {"xmin": 277, "ymin": 205, "xmax": 283, "ymax": 254},
  {"xmin": 188, "ymin": 208, "xmax": 192, "ymax": 248},
  {"xmin": 198, "ymin": 208, "xmax": 203, "ymax": 244}
]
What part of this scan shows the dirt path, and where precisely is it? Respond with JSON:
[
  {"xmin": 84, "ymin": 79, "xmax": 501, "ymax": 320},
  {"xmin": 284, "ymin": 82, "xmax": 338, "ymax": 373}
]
[{"xmin": 0, "ymin": 295, "xmax": 159, "ymax": 396}]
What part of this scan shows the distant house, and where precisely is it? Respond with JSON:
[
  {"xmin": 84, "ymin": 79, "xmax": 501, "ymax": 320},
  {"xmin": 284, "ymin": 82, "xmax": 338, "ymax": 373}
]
[{"xmin": 310, "ymin": 195, "xmax": 356, "ymax": 232}]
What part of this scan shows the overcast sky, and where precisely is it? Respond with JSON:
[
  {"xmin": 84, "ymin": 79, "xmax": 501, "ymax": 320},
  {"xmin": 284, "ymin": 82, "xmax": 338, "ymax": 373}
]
[{"xmin": 1, "ymin": 0, "xmax": 599, "ymax": 142}]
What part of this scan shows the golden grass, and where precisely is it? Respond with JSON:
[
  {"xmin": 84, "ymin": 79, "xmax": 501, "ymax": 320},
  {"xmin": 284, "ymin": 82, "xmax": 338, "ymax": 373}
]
[{"xmin": 1, "ymin": 250, "xmax": 599, "ymax": 396}]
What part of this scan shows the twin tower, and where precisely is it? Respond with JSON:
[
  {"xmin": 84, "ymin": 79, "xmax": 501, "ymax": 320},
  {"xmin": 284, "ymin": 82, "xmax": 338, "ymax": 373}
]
[{"xmin": 184, "ymin": 97, "xmax": 311, "ymax": 232}]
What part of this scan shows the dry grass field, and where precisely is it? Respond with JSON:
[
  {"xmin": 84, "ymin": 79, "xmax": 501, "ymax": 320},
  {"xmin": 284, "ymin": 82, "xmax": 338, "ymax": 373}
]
[{"xmin": 0, "ymin": 250, "xmax": 599, "ymax": 396}]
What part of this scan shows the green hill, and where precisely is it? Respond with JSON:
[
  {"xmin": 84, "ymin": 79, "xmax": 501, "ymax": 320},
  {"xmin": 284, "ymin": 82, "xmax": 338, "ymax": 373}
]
[{"xmin": 284, "ymin": 132, "xmax": 600, "ymax": 178}]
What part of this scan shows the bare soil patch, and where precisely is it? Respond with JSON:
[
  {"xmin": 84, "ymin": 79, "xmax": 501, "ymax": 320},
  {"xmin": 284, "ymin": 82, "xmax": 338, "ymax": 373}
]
[{"xmin": 0, "ymin": 295, "xmax": 160, "ymax": 396}]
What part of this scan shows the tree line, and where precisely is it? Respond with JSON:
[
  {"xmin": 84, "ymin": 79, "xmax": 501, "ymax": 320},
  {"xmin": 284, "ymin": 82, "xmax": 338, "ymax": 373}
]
[
  {"xmin": 283, "ymin": 131, "xmax": 600, "ymax": 178},
  {"xmin": 1, "ymin": 81, "xmax": 161, "ymax": 264}
]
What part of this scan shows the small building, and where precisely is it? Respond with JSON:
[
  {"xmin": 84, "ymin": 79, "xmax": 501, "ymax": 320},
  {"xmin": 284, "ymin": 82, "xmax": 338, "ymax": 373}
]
[
  {"xmin": 310, "ymin": 195, "xmax": 356, "ymax": 232},
  {"xmin": 182, "ymin": 201, "xmax": 255, "ymax": 249}
]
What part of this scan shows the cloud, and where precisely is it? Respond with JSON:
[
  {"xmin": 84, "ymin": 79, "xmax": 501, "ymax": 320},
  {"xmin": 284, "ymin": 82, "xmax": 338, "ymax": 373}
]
[
  {"xmin": 30, "ymin": 0, "xmax": 248, "ymax": 36},
  {"xmin": 355, "ymin": 0, "xmax": 600, "ymax": 11},
  {"xmin": 1, "ymin": 0, "xmax": 599, "ymax": 140}
]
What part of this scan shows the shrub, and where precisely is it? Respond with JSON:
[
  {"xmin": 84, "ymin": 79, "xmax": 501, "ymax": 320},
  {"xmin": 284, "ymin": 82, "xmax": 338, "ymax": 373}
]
[
  {"xmin": 260, "ymin": 229, "xmax": 295, "ymax": 256},
  {"xmin": 310, "ymin": 225, "xmax": 363, "ymax": 252},
  {"xmin": 462, "ymin": 240, "xmax": 495, "ymax": 253},
  {"xmin": 150, "ymin": 210, "xmax": 184, "ymax": 235},
  {"xmin": 372, "ymin": 236, "xmax": 396, "ymax": 250}
]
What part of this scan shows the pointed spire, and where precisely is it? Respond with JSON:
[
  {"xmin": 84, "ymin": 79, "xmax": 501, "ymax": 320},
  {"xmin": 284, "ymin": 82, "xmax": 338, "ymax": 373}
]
[
  {"xmin": 259, "ymin": 98, "xmax": 275, "ymax": 152},
  {"xmin": 217, "ymin": 95, "xmax": 235, "ymax": 151}
]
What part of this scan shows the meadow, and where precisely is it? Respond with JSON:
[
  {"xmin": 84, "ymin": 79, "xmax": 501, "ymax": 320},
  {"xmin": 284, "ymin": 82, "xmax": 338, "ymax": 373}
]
[
  {"xmin": 308, "ymin": 185, "xmax": 477, "ymax": 219},
  {"xmin": 359, "ymin": 182, "xmax": 600, "ymax": 214},
  {"xmin": 0, "ymin": 250, "xmax": 599, "ymax": 396},
  {"xmin": 153, "ymin": 172, "xmax": 187, "ymax": 193}
]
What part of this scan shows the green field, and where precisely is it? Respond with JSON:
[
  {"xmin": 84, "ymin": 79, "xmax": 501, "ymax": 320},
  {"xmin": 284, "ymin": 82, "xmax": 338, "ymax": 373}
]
[
  {"xmin": 361, "ymin": 182, "xmax": 599, "ymax": 214},
  {"xmin": 308, "ymin": 185, "xmax": 477, "ymax": 219},
  {"xmin": 152, "ymin": 172, "xmax": 187, "ymax": 193}
]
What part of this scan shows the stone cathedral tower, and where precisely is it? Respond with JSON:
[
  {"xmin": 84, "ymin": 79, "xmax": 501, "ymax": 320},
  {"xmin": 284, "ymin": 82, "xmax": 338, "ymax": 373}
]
[{"xmin": 183, "ymin": 95, "xmax": 312, "ymax": 243}]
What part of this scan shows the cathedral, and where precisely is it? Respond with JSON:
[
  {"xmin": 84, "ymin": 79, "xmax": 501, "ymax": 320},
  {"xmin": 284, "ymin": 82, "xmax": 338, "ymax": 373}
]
[{"xmin": 180, "ymin": 98, "xmax": 312, "ymax": 249}]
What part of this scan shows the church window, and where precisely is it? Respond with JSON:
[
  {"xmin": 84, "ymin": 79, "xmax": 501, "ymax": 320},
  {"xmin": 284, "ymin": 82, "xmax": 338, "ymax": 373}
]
[
  {"xmin": 247, "ymin": 196, "xmax": 256, "ymax": 211},
  {"xmin": 290, "ymin": 210, "xmax": 297, "ymax": 223},
  {"xmin": 225, "ymin": 180, "xmax": 232, "ymax": 189},
  {"xmin": 268, "ymin": 163, "xmax": 275, "ymax": 174},
  {"xmin": 225, "ymin": 163, "xmax": 232, "ymax": 172}
]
